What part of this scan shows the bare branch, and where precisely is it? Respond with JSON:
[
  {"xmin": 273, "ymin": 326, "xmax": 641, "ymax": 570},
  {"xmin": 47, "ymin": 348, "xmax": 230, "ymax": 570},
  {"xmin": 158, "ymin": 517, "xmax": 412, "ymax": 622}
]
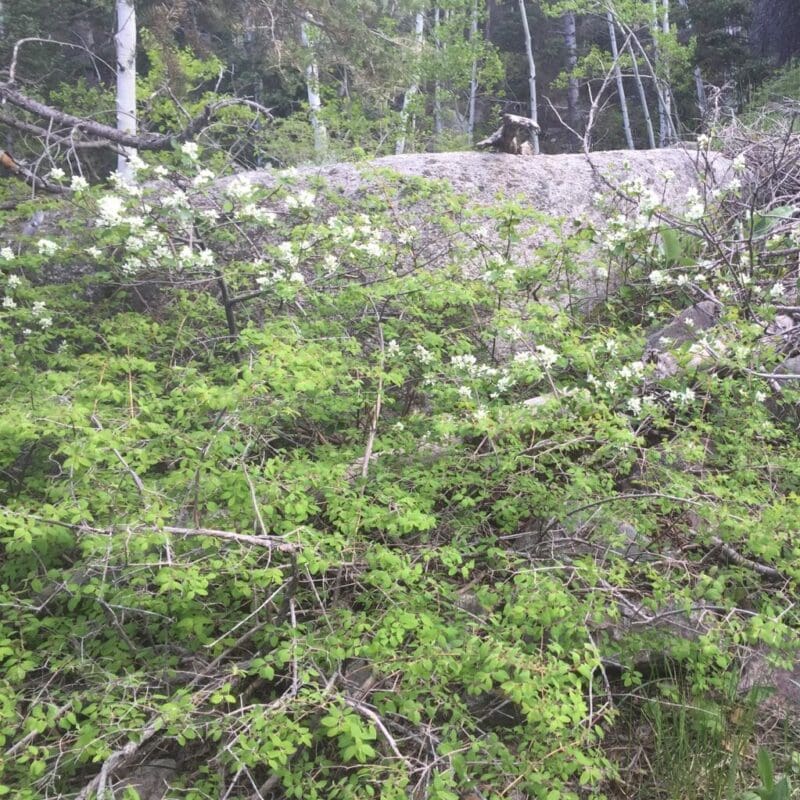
[{"xmin": 0, "ymin": 82, "xmax": 273, "ymax": 153}]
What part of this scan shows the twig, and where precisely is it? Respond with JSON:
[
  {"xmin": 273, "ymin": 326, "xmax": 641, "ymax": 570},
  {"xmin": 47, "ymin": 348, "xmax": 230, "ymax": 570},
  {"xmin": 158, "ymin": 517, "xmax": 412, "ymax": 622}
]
[{"xmin": 710, "ymin": 536, "xmax": 784, "ymax": 581}]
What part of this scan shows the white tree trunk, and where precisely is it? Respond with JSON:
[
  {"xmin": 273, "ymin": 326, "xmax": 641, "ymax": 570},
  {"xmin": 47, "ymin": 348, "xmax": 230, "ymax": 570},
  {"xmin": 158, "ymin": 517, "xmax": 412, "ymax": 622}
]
[
  {"xmin": 562, "ymin": 11, "xmax": 580, "ymax": 137},
  {"xmin": 650, "ymin": 0, "xmax": 676, "ymax": 146},
  {"xmin": 660, "ymin": 0, "xmax": 672, "ymax": 145},
  {"xmin": 607, "ymin": 12, "xmax": 634, "ymax": 150},
  {"xmin": 115, "ymin": 0, "xmax": 137, "ymax": 181},
  {"xmin": 675, "ymin": 0, "xmax": 707, "ymax": 118},
  {"xmin": 628, "ymin": 42, "xmax": 655, "ymax": 148},
  {"xmin": 300, "ymin": 14, "xmax": 328, "ymax": 160},
  {"xmin": 396, "ymin": 11, "xmax": 425, "ymax": 155},
  {"xmin": 467, "ymin": 0, "xmax": 479, "ymax": 143},
  {"xmin": 518, "ymin": 0, "xmax": 540, "ymax": 154}
]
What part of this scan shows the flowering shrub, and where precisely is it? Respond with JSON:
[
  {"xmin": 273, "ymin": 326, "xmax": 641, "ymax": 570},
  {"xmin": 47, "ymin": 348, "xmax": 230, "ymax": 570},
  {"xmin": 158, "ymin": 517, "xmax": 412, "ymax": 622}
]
[{"xmin": 0, "ymin": 148, "xmax": 799, "ymax": 799}]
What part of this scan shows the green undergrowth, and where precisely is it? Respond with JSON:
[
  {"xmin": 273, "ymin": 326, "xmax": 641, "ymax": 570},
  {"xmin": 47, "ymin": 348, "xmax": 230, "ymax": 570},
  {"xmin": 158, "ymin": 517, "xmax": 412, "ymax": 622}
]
[{"xmin": 0, "ymin": 152, "xmax": 799, "ymax": 799}]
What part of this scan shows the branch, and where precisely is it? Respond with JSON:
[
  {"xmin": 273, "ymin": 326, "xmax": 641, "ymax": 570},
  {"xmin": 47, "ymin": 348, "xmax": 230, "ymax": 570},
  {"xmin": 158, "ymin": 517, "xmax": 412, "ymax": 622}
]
[
  {"xmin": 0, "ymin": 83, "xmax": 273, "ymax": 152},
  {"xmin": 0, "ymin": 149, "xmax": 68, "ymax": 194}
]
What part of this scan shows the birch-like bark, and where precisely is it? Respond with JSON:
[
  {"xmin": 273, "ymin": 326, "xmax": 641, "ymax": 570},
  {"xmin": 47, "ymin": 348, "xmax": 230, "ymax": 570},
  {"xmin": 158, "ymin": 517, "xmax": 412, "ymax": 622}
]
[
  {"xmin": 396, "ymin": 11, "xmax": 425, "ymax": 155},
  {"xmin": 650, "ymin": 0, "xmax": 675, "ymax": 146},
  {"xmin": 562, "ymin": 11, "xmax": 580, "ymax": 138},
  {"xmin": 606, "ymin": 11, "xmax": 634, "ymax": 150},
  {"xmin": 628, "ymin": 41, "xmax": 655, "ymax": 148},
  {"xmin": 467, "ymin": 0, "xmax": 479, "ymax": 143},
  {"xmin": 115, "ymin": 0, "xmax": 137, "ymax": 181},
  {"xmin": 675, "ymin": 0, "xmax": 707, "ymax": 118},
  {"xmin": 518, "ymin": 0, "xmax": 540, "ymax": 154},
  {"xmin": 300, "ymin": 14, "xmax": 328, "ymax": 159}
]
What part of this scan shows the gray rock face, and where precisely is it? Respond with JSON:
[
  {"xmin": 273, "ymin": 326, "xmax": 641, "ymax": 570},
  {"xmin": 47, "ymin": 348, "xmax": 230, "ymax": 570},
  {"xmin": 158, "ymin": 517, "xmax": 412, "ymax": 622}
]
[
  {"xmin": 739, "ymin": 652, "xmax": 800, "ymax": 724},
  {"xmin": 645, "ymin": 300, "xmax": 721, "ymax": 352},
  {"xmin": 115, "ymin": 758, "xmax": 177, "ymax": 800},
  {"xmin": 643, "ymin": 300, "xmax": 722, "ymax": 378},
  {"xmin": 244, "ymin": 148, "xmax": 730, "ymax": 218}
]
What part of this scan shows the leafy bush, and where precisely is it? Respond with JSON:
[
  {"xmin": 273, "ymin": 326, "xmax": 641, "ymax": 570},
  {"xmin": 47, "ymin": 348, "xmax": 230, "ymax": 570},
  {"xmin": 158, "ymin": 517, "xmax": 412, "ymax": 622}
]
[{"xmin": 0, "ymin": 145, "xmax": 799, "ymax": 799}]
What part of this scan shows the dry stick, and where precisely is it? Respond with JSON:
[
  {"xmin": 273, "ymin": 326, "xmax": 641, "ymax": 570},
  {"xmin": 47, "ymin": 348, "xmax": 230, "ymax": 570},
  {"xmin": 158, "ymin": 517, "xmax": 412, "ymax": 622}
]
[
  {"xmin": 0, "ymin": 510, "xmax": 301, "ymax": 553},
  {"xmin": 6, "ymin": 702, "xmax": 71, "ymax": 758},
  {"xmin": 361, "ymin": 300, "xmax": 385, "ymax": 480},
  {"xmin": 9, "ymin": 37, "xmax": 114, "ymax": 84},
  {"xmin": 343, "ymin": 696, "xmax": 408, "ymax": 763},
  {"xmin": 241, "ymin": 461, "xmax": 268, "ymax": 537},
  {"xmin": 709, "ymin": 536, "xmax": 785, "ymax": 581},
  {"xmin": 90, "ymin": 414, "xmax": 146, "ymax": 496}
]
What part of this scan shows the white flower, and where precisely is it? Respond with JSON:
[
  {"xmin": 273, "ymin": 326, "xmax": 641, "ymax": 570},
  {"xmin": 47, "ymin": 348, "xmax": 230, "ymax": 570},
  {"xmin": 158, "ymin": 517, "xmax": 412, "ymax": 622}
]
[
  {"xmin": 197, "ymin": 249, "xmax": 215, "ymax": 268},
  {"xmin": 276, "ymin": 242, "xmax": 299, "ymax": 267},
  {"xmin": 285, "ymin": 190, "xmax": 315, "ymax": 210},
  {"xmin": 153, "ymin": 165, "xmax": 170, "ymax": 178},
  {"xmin": 686, "ymin": 202, "xmax": 705, "ymax": 221},
  {"xmin": 660, "ymin": 169, "xmax": 675, "ymax": 182},
  {"xmin": 6, "ymin": 274, "xmax": 20, "ymax": 289},
  {"xmin": 22, "ymin": 328, "xmax": 31, "ymax": 335},
  {"xmin": 535, "ymin": 345, "xmax": 558, "ymax": 368},
  {"xmin": 732, "ymin": 154, "xmax": 747, "ymax": 174},
  {"xmin": 98, "ymin": 195, "xmax": 126, "ymax": 225},
  {"xmin": 70, "ymin": 175, "xmax": 89, "ymax": 192},
  {"xmin": 0, "ymin": 247, "xmax": 14, "ymax": 260},
  {"xmin": 225, "ymin": 175, "xmax": 254, "ymax": 200},
  {"xmin": 31, "ymin": 301, "xmax": 46, "ymax": 316},
  {"xmin": 38, "ymin": 316, "xmax": 53, "ymax": 329},
  {"xmin": 362, "ymin": 240, "xmax": 383, "ymax": 258},
  {"xmin": 626, "ymin": 397, "xmax": 642, "ymax": 415},
  {"xmin": 697, "ymin": 133, "xmax": 710, "ymax": 148},
  {"xmin": 86, "ymin": 246, "xmax": 102, "ymax": 259},
  {"xmin": 236, "ymin": 204, "xmax": 275, "ymax": 224},
  {"xmin": 386, "ymin": 339, "xmax": 401, "ymax": 357},
  {"xmin": 110, "ymin": 172, "xmax": 142, "ymax": 196},
  {"xmin": 457, "ymin": 385, "xmax": 473, "ymax": 399},
  {"xmin": 127, "ymin": 153, "xmax": 147, "ymax": 173},
  {"xmin": 200, "ymin": 208, "xmax": 220, "ymax": 222},
  {"xmin": 649, "ymin": 269, "xmax": 668, "ymax": 286},
  {"xmin": 676, "ymin": 274, "xmax": 690, "ymax": 287},
  {"xmin": 452, "ymin": 354, "xmax": 478, "ymax": 371},
  {"xmin": 192, "ymin": 168, "xmax": 216, "ymax": 187},
  {"xmin": 397, "ymin": 228, "xmax": 416, "ymax": 245},
  {"xmin": 755, "ymin": 391, "xmax": 767, "ymax": 403},
  {"xmin": 121, "ymin": 257, "xmax": 143, "ymax": 275},
  {"xmin": 49, "ymin": 167, "xmax": 65, "ymax": 181},
  {"xmin": 669, "ymin": 387, "xmax": 696, "ymax": 406},
  {"xmin": 2, "ymin": 295, "xmax": 17, "ymax": 309},
  {"xmin": 639, "ymin": 189, "xmax": 660, "ymax": 214},
  {"xmin": 176, "ymin": 246, "xmax": 194, "ymax": 267},
  {"xmin": 288, "ymin": 271, "xmax": 305, "ymax": 284},
  {"xmin": 162, "ymin": 190, "xmax": 189, "ymax": 209},
  {"xmin": 37, "ymin": 239, "xmax": 59, "ymax": 256},
  {"xmin": 124, "ymin": 215, "xmax": 146, "ymax": 230},
  {"xmin": 323, "ymin": 254, "xmax": 337, "ymax": 273},
  {"xmin": 414, "ymin": 344, "xmax": 434, "ymax": 364},
  {"xmin": 181, "ymin": 141, "xmax": 200, "ymax": 160},
  {"xmin": 770, "ymin": 282, "xmax": 785, "ymax": 298}
]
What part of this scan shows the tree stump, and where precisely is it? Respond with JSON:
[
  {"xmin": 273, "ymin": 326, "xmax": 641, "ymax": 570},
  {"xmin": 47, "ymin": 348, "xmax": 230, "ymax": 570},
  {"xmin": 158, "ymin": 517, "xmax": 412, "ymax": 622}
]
[{"xmin": 475, "ymin": 113, "xmax": 541, "ymax": 155}]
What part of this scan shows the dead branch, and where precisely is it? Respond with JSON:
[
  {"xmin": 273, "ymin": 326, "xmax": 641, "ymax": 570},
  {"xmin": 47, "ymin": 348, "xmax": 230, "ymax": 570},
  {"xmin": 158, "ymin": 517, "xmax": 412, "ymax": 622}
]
[
  {"xmin": 475, "ymin": 113, "xmax": 541, "ymax": 155},
  {"xmin": 0, "ymin": 82, "xmax": 273, "ymax": 153}
]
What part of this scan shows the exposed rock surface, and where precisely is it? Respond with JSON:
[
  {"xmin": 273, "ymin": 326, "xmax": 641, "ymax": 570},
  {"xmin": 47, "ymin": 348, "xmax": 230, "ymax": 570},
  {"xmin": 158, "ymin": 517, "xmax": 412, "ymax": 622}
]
[{"xmin": 235, "ymin": 148, "xmax": 732, "ymax": 235}]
